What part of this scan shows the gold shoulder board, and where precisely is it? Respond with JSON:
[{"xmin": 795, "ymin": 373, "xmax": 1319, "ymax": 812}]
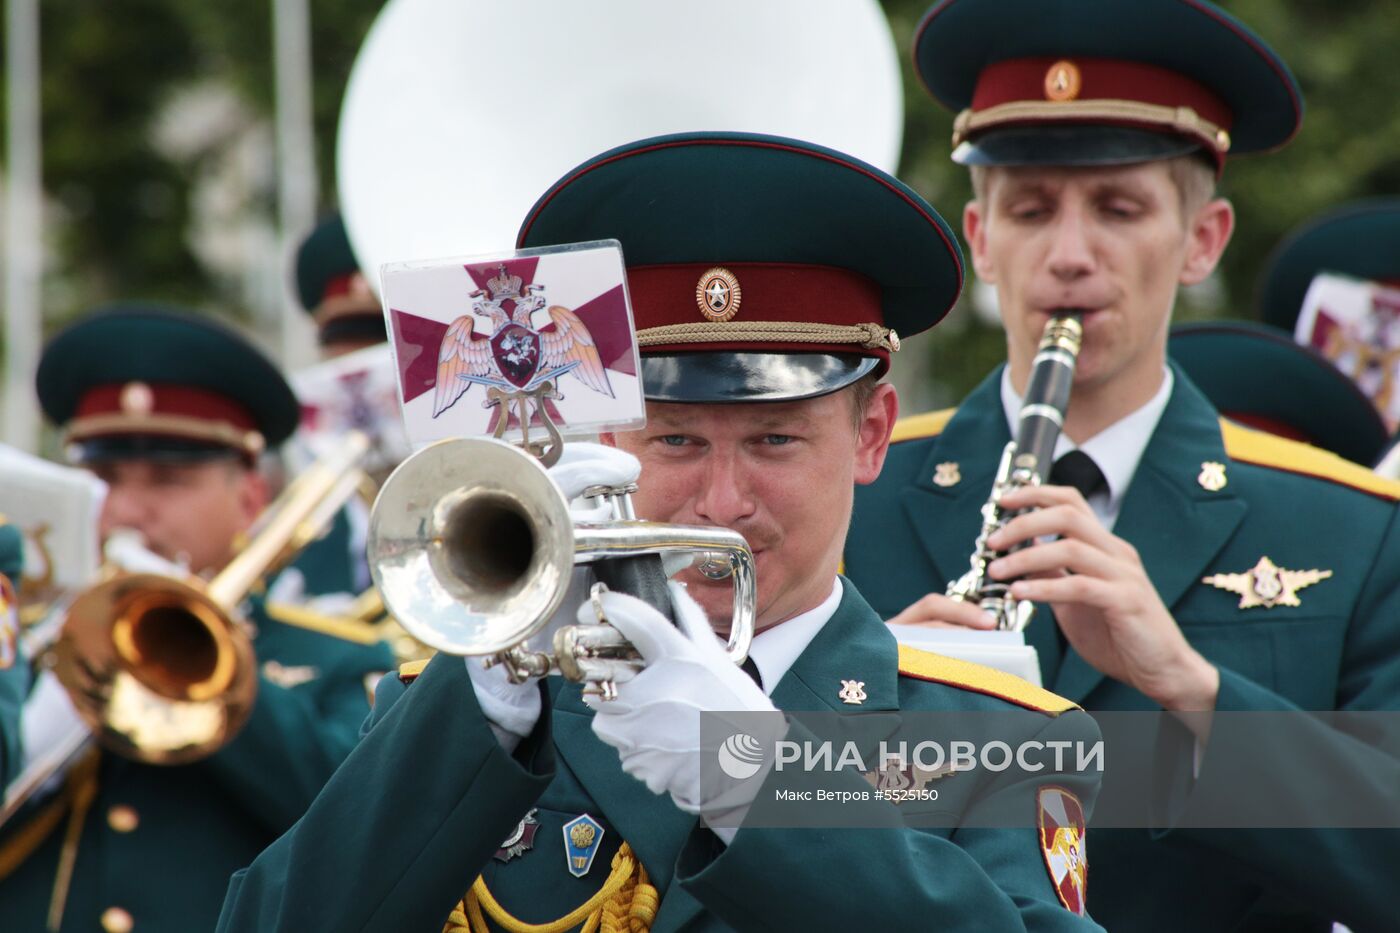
[
  {"xmin": 1220, "ymin": 419, "xmax": 1400, "ymax": 502},
  {"xmin": 897, "ymin": 645, "xmax": 1079, "ymax": 715},
  {"xmin": 891, "ymin": 408, "xmax": 956, "ymax": 444},
  {"xmin": 398, "ymin": 658, "xmax": 430, "ymax": 684},
  {"xmin": 263, "ymin": 601, "xmax": 387, "ymax": 645}
]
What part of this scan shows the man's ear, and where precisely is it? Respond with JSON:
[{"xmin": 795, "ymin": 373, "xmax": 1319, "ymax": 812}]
[
  {"xmin": 1180, "ymin": 197, "xmax": 1234, "ymax": 286},
  {"xmin": 854, "ymin": 383, "xmax": 899, "ymax": 486},
  {"xmin": 236, "ymin": 465, "xmax": 270, "ymax": 527},
  {"xmin": 963, "ymin": 199, "xmax": 996, "ymax": 284}
]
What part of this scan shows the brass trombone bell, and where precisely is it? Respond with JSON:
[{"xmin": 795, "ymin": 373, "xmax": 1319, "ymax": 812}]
[{"xmin": 53, "ymin": 573, "xmax": 257, "ymax": 764}]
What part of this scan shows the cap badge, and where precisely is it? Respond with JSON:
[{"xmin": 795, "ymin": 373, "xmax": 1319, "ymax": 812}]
[
  {"xmin": 119, "ymin": 381, "xmax": 155, "ymax": 416},
  {"xmin": 1202, "ymin": 556, "xmax": 1333, "ymax": 610},
  {"xmin": 1044, "ymin": 60, "xmax": 1082, "ymax": 103},
  {"xmin": 696, "ymin": 267, "xmax": 742, "ymax": 323},
  {"xmin": 933, "ymin": 462, "xmax": 961, "ymax": 488}
]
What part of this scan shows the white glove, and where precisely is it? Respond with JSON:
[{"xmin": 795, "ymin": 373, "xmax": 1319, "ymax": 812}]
[
  {"xmin": 547, "ymin": 441, "xmax": 641, "ymax": 522},
  {"xmin": 584, "ymin": 582, "xmax": 785, "ymax": 837},
  {"xmin": 464, "ymin": 442, "xmax": 642, "ymax": 750},
  {"xmin": 465, "ymin": 656, "xmax": 542, "ymax": 754}
]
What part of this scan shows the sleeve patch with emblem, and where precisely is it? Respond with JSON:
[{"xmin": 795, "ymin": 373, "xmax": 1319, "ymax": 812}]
[{"xmin": 1038, "ymin": 785, "xmax": 1088, "ymax": 916}]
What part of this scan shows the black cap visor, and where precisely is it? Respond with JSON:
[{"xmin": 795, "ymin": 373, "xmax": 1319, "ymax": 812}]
[
  {"xmin": 954, "ymin": 125, "xmax": 1205, "ymax": 168},
  {"xmin": 641, "ymin": 352, "xmax": 879, "ymax": 404},
  {"xmin": 71, "ymin": 436, "xmax": 249, "ymax": 466}
]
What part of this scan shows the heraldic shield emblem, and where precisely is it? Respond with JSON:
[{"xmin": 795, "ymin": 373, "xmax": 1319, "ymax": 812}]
[
  {"xmin": 1037, "ymin": 786, "xmax": 1088, "ymax": 916},
  {"xmin": 489, "ymin": 321, "xmax": 543, "ymax": 389}
]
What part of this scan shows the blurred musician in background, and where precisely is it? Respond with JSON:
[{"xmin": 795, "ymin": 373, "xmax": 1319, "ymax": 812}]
[
  {"xmin": 268, "ymin": 214, "xmax": 411, "ymax": 611},
  {"xmin": 0, "ymin": 303, "xmax": 392, "ymax": 933},
  {"xmin": 1168, "ymin": 319, "xmax": 1389, "ymax": 466}
]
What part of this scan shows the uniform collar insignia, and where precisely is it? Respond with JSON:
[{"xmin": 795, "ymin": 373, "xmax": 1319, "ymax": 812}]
[{"xmin": 261, "ymin": 659, "xmax": 319, "ymax": 688}]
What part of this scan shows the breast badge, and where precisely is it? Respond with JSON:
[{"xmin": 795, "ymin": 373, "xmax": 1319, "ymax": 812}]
[
  {"xmin": 494, "ymin": 808, "xmax": 539, "ymax": 863},
  {"xmin": 1202, "ymin": 556, "xmax": 1332, "ymax": 609},
  {"xmin": 562, "ymin": 813, "xmax": 605, "ymax": 878}
]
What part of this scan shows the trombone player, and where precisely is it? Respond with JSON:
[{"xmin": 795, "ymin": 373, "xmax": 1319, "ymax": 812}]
[
  {"xmin": 0, "ymin": 303, "xmax": 394, "ymax": 933},
  {"xmin": 219, "ymin": 133, "xmax": 1106, "ymax": 932}
]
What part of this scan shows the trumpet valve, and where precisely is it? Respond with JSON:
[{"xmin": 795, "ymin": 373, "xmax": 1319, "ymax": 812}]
[
  {"xmin": 582, "ymin": 680, "xmax": 620, "ymax": 702},
  {"xmin": 582, "ymin": 483, "xmax": 639, "ymax": 521},
  {"xmin": 490, "ymin": 647, "xmax": 553, "ymax": 684}
]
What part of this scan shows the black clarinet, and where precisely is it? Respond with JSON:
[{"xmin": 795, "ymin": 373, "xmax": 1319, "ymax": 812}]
[{"xmin": 946, "ymin": 314, "xmax": 1083, "ymax": 631}]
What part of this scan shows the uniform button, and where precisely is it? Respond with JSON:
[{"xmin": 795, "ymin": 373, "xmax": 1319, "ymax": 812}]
[
  {"xmin": 107, "ymin": 805, "xmax": 139, "ymax": 833},
  {"xmin": 101, "ymin": 906, "xmax": 134, "ymax": 933}
]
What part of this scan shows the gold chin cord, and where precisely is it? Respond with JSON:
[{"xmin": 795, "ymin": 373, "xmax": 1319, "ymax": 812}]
[
  {"xmin": 945, "ymin": 315, "xmax": 1084, "ymax": 631},
  {"xmin": 1, "ymin": 430, "xmax": 375, "ymax": 829},
  {"xmin": 366, "ymin": 435, "xmax": 757, "ymax": 701}
]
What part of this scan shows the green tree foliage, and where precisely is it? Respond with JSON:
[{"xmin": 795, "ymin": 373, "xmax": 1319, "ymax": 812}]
[
  {"xmin": 1, "ymin": 0, "xmax": 204, "ymax": 319},
  {"xmin": 173, "ymin": 0, "xmax": 381, "ymax": 211},
  {"xmin": 4, "ymin": 0, "xmax": 1397, "ymax": 402}
]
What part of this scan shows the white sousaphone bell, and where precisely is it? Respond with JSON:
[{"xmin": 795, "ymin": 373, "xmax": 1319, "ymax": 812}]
[{"xmin": 342, "ymin": 0, "xmax": 906, "ymax": 692}]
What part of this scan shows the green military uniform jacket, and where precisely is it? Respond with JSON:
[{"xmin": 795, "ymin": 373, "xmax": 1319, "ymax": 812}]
[
  {"xmin": 1, "ymin": 521, "xmax": 29, "ymax": 787},
  {"xmin": 0, "ymin": 596, "xmax": 393, "ymax": 933},
  {"xmin": 218, "ymin": 581, "xmax": 1104, "ymax": 932},
  {"xmin": 845, "ymin": 365, "xmax": 1400, "ymax": 932}
]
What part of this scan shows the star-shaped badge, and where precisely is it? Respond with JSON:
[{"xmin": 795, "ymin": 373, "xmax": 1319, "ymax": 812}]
[{"xmin": 1202, "ymin": 556, "xmax": 1332, "ymax": 609}]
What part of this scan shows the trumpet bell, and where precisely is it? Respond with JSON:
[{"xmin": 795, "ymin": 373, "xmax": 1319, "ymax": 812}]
[
  {"xmin": 368, "ymin": 437, "xmax": 576, "ymax": 656},
  {"xmin": 52, "ymin": 573, "xmax": 257, "ymax": 765}
]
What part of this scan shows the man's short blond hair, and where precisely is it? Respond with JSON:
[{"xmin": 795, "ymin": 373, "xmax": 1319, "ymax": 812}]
[{"xmin": 846, "ymin": 371, "xmax": 882, "ymax": 428}]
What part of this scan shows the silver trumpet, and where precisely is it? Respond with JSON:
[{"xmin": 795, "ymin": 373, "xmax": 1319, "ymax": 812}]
[
  {"xmin": 947, "ymin": 314, "xmax": 1083, "ymax": 631},
  {"xmin": 367, "ymin": 437, "xmax": 756, "ymax": 699}
]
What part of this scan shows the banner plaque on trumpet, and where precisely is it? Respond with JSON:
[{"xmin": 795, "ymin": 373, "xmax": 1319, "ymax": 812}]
[{"xmin": 382, "ymin": 240, "xmax": 645, "ymax": 446}]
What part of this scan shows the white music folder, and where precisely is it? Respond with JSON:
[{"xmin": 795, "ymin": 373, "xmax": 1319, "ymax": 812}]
[{"xmin": 886, "ymin": 625, "xmax": 1043, "ymax": 687}]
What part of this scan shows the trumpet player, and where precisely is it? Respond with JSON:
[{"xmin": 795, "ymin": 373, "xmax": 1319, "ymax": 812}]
[
  {"xmin": 845, "ymin": 2, "xmax": 1400, "ymax": 930},
  {"xmin": 0, "ymin": 304, "xmax": 393, "ymax": 933},
  {"xmin": 219, "ymin": 133, "xmax": 1106, "ymax": 933}
]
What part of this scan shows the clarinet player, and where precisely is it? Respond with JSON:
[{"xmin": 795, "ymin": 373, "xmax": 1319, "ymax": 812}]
[{"xmin": 844, "ymin": 1, "xmax": 1400, "ymax": 930}]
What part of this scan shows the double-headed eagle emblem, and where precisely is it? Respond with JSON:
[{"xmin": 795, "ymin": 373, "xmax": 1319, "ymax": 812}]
[{"xmin": 432, "ymin": 265, "xmax": 613, "ymax": 417}]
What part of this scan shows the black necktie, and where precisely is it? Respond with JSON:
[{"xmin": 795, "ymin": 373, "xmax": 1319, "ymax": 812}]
[
  {"xmin": 1049, "ymin": 450, "xmax": 1108, "ymax": 500},
  {"xmin": 740, "ymin": 656, "xmax": 763, "ymax": 690}
]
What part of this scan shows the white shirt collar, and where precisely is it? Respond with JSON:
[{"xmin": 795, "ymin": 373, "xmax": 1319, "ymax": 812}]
[
  {"xmin": 1000, "ymin": 367, "xmax": 1174, "ymax": 530},
  {"xmin": 745, "ymin": 578, "xmax": 843, "ymax": 695}
]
